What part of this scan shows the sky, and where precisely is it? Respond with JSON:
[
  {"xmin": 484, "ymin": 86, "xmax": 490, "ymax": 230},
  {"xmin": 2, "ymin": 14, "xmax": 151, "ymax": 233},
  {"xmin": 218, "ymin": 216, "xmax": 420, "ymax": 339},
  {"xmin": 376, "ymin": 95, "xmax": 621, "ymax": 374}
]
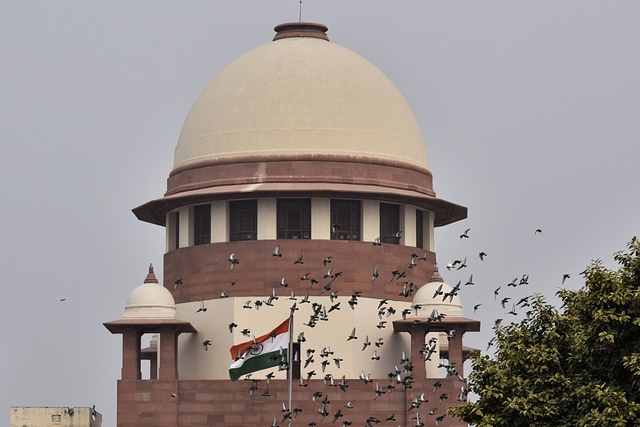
[{"xmin": 1, "ymin": 1, "xmax": 639, "ymax": 426}]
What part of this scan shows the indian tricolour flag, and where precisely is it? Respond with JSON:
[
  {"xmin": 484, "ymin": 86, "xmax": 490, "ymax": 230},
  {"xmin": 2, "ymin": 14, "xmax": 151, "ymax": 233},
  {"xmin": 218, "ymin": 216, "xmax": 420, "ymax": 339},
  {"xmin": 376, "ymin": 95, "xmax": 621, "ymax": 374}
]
[{"xmin": 228, "ymin": 318, "xmax": 290, "ymax": 381}]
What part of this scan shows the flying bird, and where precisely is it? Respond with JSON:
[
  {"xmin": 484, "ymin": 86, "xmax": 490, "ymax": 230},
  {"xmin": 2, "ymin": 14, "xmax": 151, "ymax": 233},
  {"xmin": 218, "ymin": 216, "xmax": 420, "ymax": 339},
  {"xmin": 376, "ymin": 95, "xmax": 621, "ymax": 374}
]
[
  {"xmin": 373, "ymin": 237, "xmax": 382, "ymax": 246},
  {"xmin": 272, "ymin": 245, "xmax": 282, "ymax": 257},
  {"xmin": 294, "ymin": 254, "xmax": 304, "ymax": 264},
  {"xmin": 535, "ymin": 229, "xmax": 543, "ymax": 234},
  {"xmin": 173, "ymin": 279, "xmax": 182, "ymax": 290},
  {"xmin": 228, "ymin": 253, "xmax": 240, "ymax": 270},
  {"xmin": 202, "ymin": 340, "xmax": 212, "ymax": 351},
  {"xmin": 460, "ymin": 228, "xmax": 470, "ymax": 238},
  {"xmin": 479, "ymin": 252, "xmax": 487, "ymax": 261},
  {"xmin": 562, "ymin": 274, "xmax": 571, "ymax": 284},
  {"xmin": 323, "ymin": 256, "xmax": 332, "ymax": 266},
  {"xmin": 196, "ymin": 300, "xmax": 207, "ymax": 313}
]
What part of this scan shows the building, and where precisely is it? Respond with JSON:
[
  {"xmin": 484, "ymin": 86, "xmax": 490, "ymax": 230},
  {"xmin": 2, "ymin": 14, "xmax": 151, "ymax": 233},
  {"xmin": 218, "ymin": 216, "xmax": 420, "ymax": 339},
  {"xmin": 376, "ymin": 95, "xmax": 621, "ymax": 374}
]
[
  {"xmin": 105, "ymin": 22, "xmax": 479, "ymax": 427},
  {"xmin": 10, "ymin": 407, "xmax": 102, "ymax": 427}
]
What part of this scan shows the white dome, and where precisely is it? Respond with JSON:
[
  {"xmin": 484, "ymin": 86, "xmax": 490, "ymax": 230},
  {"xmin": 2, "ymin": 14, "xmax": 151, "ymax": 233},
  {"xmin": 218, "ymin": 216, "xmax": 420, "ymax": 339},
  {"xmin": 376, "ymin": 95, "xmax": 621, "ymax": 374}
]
[
  {"xmin": 122, "ymin": 266, "xmax": 176, "ymax": 319},
  {"xmin": 412, "ymin": 267, "xmax": 463, "ymax": 318},
  {"xmin": 174, "ymin": 26, "xmax": 428, "ymax": 171}
]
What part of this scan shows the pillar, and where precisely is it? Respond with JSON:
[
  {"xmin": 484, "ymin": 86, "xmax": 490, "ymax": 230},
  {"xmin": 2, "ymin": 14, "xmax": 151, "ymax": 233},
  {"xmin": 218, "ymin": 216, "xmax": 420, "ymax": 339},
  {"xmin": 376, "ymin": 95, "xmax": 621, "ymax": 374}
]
[{"xmin": 121, "ymin": 328, "xmax": 141, "ymax": 380}]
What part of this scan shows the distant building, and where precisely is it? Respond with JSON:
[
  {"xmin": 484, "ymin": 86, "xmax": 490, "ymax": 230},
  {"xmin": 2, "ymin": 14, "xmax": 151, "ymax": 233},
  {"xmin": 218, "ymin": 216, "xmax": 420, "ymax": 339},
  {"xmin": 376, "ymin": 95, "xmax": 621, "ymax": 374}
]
[
  {"xmin": 10, "ymin": 407, "xmax": 101, "ymax": 427},
  {"xmin": 105, "ymin": 22, "xmax": 479, "ymax": 427}
]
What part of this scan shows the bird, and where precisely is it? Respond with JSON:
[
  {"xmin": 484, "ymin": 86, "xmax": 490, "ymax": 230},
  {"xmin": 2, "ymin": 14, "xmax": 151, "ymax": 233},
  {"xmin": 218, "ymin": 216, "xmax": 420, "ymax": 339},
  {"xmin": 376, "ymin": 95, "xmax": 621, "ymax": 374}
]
[
  {"xmin": 465, "ymin": 274, "xmax": 474, "ymax": 286},
  {"xmin": 332, "ymin": 409, "xmax": 343, "ymax": 423},
  {"xmin": 279, "ymin": 277, "xmax": 288, "ymax": 287},
  {"xmin": 272, "ymin": 245, "xmax": 282, "ymax": 257},
  {"xmin": 562, "ymin": 273, "xmax": 571, "ymax": 284},
  {"xmin": 229, "ymin": 323, "xmax": 237, "ymax": 333},
  {"xmin": 535, "ymin": 229, "xmax": 543, "ymax": 234},
  {"xmin": 294, "ymin": 254, "xmax": 304, "ymax": 264},
  {"xmin": 362, "ymin": 335, "xmax": 371, "ymax": 351},
  {"xmin": 494, "ymin": 286, "xmax": 501, "ymax": 299},
  {"xmin": 228, "ymin": 253, "xmax": 240, "ymax": 270},
  {"xmin": 432, "ymin": 283, "xmax": 443, "ymax": 299},
  {"xmin": 371, "ymin": 265, "xmax": 378, "ymax": 282},
  {"xmin": 460, "ymin": 228, "xmax": 470, "ymax": 238},
  {"xmin": 173, "ymin": 278, "xmax": 182, "ymax": 290},
  {"xmin": 374, "ymin": 338, "xmax": 384, "ymax": 347},
  {"xmin": 196, "ymin": 300, "xmax": 207, "ymax": 313},
  {"xmin": 456, "ymin": 257, "xmax": 467, "ymax": 270},
  {"xmin": 331, "ymin": 223, "xmax": 341, "ymax": 235},
  {"xmin": 170, "ymin": 393, "xmax": 180, "ymax": 400},
  {"xmin": 479, "ymin": 251, "xmax": 487, "ymax": 260},
  {"xmin": 347, "ymin": 328, "xmax": 357, "ymax": 341},
  {"xmin": 393, "ymin": 230, "xmax": 403, "ymax": 240},
  {"xmin": 473, "ymin": 304, "xmax": 482, "ymax": 314},
  {"xmin": 376, "ymin": 321, "xmax": 387, "ymax": 329},
  {"xmin": 323, "ymin": 256, "xmax": 332, "ymax": 266},
  {"xmin": 241, "ymin": 328, "xmax": 251, "ymax": 336},
  {"xmin": 373, "ymin": 237, "xmax": 382, "ymax": 246},
  {"xmin": 202, "ymin": 340, "xmax": 212, "ymax": 351}
]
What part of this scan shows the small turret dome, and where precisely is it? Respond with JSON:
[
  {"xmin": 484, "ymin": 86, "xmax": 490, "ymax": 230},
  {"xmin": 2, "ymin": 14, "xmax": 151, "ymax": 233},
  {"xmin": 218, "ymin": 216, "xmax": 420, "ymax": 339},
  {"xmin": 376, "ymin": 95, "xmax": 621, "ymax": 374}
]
[
  {"xmin": 412, "ymin": 265, "xmax": 463, "ymax": 317},
  {"xmin": 122, "ymin": 265, "xmax": 176, "ymax": 319}
]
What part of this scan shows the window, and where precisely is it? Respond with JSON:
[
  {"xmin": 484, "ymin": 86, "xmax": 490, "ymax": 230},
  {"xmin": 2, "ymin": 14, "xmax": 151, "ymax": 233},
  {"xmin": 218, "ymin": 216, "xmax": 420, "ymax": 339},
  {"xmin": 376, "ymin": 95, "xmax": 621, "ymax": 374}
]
[
  {"xmin": 193, "ymin": 204, "xmax": 211, "ymax": 245},
  {"xmin": 330, "ymin": 199, "xmax": 361, "ymax": 240},
  {"xmin": 173, "ymin": 211, "xmax": 180, "ymax": 250},
  {"xmin": 229, "ymin": 200, "xmax": 257, "ymax": 241},
  {"xmin": 277, "ymin": 199, "xmax": 311, "ymax": 239},
  {"xmin": 416, "ymin": 209, "xmax": 424, "ymax": 249},
  {"xmin": 380, "ymin": 203, "xmax": 400, "ymax": 244}
]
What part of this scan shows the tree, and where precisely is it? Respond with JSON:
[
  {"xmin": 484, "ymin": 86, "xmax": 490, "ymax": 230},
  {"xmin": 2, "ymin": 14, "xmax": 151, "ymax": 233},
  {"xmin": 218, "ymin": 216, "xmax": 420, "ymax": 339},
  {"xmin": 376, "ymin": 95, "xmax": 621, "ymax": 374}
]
[{"xmin": 451, "ymin": 237, "xmax": 640, "ymax": 427}]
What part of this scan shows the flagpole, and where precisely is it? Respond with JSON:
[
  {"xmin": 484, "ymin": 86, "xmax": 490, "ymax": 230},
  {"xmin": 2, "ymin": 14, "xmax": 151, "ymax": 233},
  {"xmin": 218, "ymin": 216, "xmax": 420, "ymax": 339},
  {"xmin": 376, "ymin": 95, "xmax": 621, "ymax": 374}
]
[{"xmin": 287, "ymin": 312, "xmax": 294, "ymax": 427}]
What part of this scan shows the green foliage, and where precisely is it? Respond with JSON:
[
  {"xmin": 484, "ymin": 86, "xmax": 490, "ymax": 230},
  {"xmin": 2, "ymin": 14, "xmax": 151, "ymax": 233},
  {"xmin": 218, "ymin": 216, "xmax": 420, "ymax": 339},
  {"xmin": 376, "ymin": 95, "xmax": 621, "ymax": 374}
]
[{"xmin": 451, "ymin": 237, "xmax": 640, "ymax": 427}]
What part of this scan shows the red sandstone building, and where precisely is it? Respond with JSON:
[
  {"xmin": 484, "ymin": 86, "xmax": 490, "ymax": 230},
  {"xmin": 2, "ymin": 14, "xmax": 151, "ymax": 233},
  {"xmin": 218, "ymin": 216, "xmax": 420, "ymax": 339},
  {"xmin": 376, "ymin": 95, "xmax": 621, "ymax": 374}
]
[{"xmin": 105, "ymin": 22, "xmax": 479, "ymax": 427}]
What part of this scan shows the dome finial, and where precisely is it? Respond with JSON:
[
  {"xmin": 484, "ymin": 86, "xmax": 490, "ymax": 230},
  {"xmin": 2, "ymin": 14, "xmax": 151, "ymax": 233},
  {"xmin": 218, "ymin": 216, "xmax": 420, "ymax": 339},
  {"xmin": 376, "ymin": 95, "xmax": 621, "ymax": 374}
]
[
  {"xmin": 430, "ymin": 264, "xmax": 444, "ymax": 283},
  {"xmin": 273, "ymin": 22, "xmax": 329, "ymax": 41},
  {"xmin": 144, "ymin": 264, "xmax": 158, "ymax": 284}
]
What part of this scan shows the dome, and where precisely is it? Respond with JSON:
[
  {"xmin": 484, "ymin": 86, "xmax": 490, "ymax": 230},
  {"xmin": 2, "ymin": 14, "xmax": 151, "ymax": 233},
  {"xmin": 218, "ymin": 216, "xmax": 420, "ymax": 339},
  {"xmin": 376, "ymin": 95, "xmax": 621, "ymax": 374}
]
[
  {"xmin": 122, "ymin": 265, "xmax": 176, "ymax": 319},
  {"xmin": 173, "ymin": 22, "xmax": 428, "ymax": 172},
  {"xmin": 412, "ymin": 265, "xmax": 463, "ymax": 317}
]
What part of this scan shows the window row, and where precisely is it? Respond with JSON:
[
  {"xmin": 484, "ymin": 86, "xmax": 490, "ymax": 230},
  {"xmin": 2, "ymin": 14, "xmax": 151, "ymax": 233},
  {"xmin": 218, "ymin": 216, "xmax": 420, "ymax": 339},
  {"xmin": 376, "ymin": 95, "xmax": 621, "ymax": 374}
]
[{"xmin": 169, "ymin": 199, "xmax": 429, "ymax": 250}]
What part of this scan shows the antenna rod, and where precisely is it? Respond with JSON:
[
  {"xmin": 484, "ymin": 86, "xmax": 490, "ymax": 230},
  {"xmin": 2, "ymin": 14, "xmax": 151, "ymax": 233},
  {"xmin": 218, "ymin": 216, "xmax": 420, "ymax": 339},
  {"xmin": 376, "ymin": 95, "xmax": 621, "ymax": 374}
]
[{"xmin": 298, "ymin": 1, "xmax": 302, "ymax": 23}]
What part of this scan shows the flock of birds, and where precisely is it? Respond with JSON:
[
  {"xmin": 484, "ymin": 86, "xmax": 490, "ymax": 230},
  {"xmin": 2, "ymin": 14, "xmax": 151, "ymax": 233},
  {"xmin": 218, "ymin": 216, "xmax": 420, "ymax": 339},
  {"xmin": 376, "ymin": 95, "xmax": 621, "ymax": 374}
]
[{"xmin": 167, "ymin": 227, "xmax": 570, "ymax": 426}]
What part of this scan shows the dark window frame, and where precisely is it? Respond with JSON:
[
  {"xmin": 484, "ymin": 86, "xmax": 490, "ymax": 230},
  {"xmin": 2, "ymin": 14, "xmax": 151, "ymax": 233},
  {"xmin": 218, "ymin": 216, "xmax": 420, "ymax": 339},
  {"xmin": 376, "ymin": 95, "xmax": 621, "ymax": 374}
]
[
  {"xmin": 330, "ymin": 199, "xmax": 361, "ymax": 241},
  {"xmin": 416, "ymin": 209, "xmax": 424, "ymax": 249},
  {"xmin": 277, "ymin": 199, "xmax": 311, "ymax": 240},
  {"xmin": 193, "ymin": 204, "xmax": 211, "ymax": 245},
  {"xmin": 229, "ymin": 200, "xmax": 258, "ymax": 241},
  {"xmin": 380, "ymin": 203, "xmax": 400, "ymax": 244}
]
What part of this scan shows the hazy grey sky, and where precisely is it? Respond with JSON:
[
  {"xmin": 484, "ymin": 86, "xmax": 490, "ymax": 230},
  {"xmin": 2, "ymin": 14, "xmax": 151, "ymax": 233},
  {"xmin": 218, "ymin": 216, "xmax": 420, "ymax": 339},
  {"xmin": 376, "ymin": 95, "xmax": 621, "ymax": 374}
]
[{"xmin": 2, "ymin": 2, "xmax": 639, "ymax": 425}]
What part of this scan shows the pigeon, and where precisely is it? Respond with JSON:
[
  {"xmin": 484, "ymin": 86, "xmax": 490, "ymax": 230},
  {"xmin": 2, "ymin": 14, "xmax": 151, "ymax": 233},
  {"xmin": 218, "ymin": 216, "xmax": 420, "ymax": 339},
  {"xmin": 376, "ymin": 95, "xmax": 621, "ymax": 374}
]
[
  {"xmin": 323, "ymin": 256, "xmax": 332, "ymax": 266},
  {"xmin": 562, "ymin": 274, "xmax": 571, "ymax": 284},
  {"xmin": 347, "ymin": 328, "xmax": 357, "ymax": 341},
  {"xmin": 373, "ymin": 237, "xmax": 382, "ymax": 246},
  {"xmin": 479, "ymin": 251, "xmax": 487, "ymax": 261},
  {"xmin": 229, "ymin": 323, "xmax": 237, "ymax": 333},
  {"xmin": 460, "ymin": 228, "xmax": 470, "ymax": 238},
  {"xmin": 170, "ymin": 393, "xmax": 180, "ymax": 400},
  {"xmin": 173, "ymin": 279, "xmax": 182, "ymax": 290},
  {"xmin": 196, "ymin": 300, "xmax": 207, "ymax": 313},
  {"xmin": 228, "ymin": 253, "xmax": 240, "ymax": 270},
  {"xmin": 202, "ymin": 340, "xmax": 212, "ymax": 351},
  {"xmin": 294, "ymin": 254, "xmax": 304, "ymax": 264},
  {"xmin": 535, "ymin": 229, "xmax": 543, "ymax": 234},
  {"xmin": 273, "ymin": 245, "xmax": 282, "ymax": 257}
]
